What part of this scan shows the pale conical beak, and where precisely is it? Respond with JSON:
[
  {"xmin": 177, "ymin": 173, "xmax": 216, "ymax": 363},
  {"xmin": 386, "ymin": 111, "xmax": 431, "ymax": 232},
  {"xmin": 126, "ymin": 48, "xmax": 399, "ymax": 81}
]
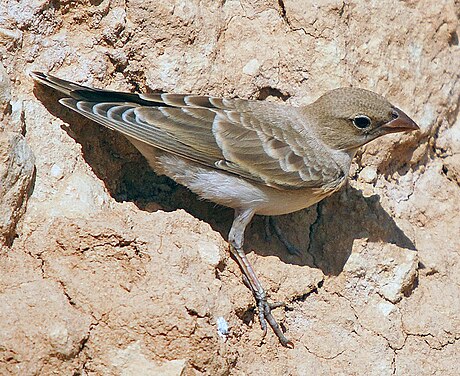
[{"xmin": 381, "ymin": 107, "xmax": 420, "ymax": 133}]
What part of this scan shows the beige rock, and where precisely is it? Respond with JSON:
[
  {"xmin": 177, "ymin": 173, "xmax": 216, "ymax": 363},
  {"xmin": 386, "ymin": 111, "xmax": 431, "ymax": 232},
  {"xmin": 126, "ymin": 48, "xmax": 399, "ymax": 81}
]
[
  {"xmin": 0, "ymin": 249, "xmax": 93, "ymax": 375},
  {"xmin": 0, "ymin": 63, "xmax": 35, "ymax": 246},
  {"xmin": 359, "ymin": 165, "xmax": 378, "ymax": 184},
  {"xmin": 110, "ymin": 342, "xmax": 186, "ymax": 376},
  {"xmin": 0, "ymin": 62, "xmax": 11, "ymax": 112},
  {"xmin": 342, "ymin": 240, "xmax": 418, "ymax": 304},
  {"xmin": 0, "ymin": 0, "xmax": 459, "ymax": 375},
  {"xmin": 0, "ymin": 132, "xmax": 35, "ymax": 246}
]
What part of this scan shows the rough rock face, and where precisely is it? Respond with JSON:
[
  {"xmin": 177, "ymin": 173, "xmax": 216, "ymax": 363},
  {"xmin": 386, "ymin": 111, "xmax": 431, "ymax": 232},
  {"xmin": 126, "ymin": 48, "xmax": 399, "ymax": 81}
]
[
  {"xmin": 0, "ymin": 63, "xmax": 35, "ymax": 247},
  {"xmin": 1, "ymin": 0, "xmax": 459, "ymax": 375}
]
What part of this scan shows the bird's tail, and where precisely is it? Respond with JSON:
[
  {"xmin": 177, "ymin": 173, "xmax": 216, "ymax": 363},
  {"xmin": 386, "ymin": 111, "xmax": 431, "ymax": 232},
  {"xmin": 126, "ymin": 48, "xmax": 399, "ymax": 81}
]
[
  {"xmin": 30, "ymin": 71, "xmax": 162, "ymax": 105},
  {"xmin": 30, "ymin": 71, "xmax": 93, "ymax": 97}
]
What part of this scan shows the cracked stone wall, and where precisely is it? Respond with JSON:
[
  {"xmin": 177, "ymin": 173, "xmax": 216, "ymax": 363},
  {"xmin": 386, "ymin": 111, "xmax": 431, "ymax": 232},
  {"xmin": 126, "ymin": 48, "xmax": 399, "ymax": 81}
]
[{"xmin": 1, "ymin": 0, "xmax": 459, "ymax": 375}]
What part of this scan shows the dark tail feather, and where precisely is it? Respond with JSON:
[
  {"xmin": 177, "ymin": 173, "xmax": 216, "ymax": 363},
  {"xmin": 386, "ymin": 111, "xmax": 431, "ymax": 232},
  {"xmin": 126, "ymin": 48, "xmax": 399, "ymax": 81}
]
[{"xmin": 30, "ymin": 71, "xmax": 166, "ymax": 106}]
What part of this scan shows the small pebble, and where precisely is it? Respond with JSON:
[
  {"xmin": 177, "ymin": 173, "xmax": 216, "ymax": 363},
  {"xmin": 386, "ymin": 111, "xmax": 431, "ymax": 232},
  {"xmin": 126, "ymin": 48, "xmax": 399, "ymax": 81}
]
[
  {"xmin": 216, "ymin": 316, "xmax": 229, "ymax": 338},
  {"xmin": 360, "ymin": 166, "xmax": 378, "ymax": 184}
]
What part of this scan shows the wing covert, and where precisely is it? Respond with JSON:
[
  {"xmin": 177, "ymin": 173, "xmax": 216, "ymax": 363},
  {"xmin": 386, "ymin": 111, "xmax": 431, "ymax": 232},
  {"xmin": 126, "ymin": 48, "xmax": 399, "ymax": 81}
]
[{"xmin": 60, "ymin": 92, "xmax": 343, "ymax": 190}]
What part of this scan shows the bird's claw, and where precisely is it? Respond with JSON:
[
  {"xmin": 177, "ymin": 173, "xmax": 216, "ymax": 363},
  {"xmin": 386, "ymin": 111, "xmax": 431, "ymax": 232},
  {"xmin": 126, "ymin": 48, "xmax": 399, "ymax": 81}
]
[
  {"xmin": 256, "ymin": 295, "xmax": 294, "ymax": 348},
  {"xmin": 268, "ymin": 301, "xmax": 286, "ymax": 310}
]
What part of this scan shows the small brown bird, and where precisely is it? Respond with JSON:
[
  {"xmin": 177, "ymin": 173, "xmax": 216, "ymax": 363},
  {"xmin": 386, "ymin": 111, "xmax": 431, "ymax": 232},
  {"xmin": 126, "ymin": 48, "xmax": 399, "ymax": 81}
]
[{"xmin": 31, "ymin": 72, "xmax": 419, "ymax": 347}]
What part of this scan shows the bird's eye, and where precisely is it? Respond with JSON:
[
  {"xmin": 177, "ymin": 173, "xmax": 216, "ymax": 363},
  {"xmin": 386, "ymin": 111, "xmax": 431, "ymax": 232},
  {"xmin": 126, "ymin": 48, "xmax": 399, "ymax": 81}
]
[
  {"xmin": 391, "ymin": 110, "xmax": 399, "ymax": 120},
  {"xmin": 353, "ymin": 115, "xmax": 372, "ymax": 129}
]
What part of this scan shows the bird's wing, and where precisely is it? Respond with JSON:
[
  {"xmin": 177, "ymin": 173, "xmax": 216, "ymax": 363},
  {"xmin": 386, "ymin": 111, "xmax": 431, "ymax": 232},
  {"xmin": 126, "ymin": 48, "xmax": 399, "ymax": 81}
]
[{"xmin": 31, "ymin": 72, "xmax": 344, "ymax": 190}]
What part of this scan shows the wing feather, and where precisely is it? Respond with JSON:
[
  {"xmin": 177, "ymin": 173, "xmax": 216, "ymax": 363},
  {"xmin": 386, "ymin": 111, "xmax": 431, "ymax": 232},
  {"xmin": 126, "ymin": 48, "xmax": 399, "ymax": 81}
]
[{"xmin": 35, "ymin": 72, "xmax": 344, "ymax": 190}]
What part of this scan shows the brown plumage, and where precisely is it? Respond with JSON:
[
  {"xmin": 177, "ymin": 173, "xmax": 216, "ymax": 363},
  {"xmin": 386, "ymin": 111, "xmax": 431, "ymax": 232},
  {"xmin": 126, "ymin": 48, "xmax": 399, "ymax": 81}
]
[{"xmin": 31, "ymin": 71, "xmax": 419, "ymax": 347}]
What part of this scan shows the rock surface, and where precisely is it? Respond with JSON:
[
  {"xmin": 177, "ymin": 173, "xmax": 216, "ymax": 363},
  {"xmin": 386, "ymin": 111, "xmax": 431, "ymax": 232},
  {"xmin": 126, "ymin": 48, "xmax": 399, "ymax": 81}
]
[{"xmin": 0, "ymin": 0, "xmax": 459, "ymax": 375}]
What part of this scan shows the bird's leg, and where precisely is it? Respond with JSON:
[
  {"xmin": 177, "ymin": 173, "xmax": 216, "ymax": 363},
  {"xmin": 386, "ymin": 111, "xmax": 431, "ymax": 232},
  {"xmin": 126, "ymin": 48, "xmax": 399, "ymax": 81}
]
[
  {"xmin": 229, "ymin": 209, "xmax": 294, "ymax": 348},
  {"xmin": 268, "ymin": 216, "xmax": 302, "ymax": 257}
]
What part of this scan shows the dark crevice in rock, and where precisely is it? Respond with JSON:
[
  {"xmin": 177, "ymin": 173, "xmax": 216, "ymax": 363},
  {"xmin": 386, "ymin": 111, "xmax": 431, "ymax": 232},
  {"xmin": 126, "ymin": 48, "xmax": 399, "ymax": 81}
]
[
  {"xmin": 58, "ymin": 280, "xmax": 76, "ymax": 306},
  {"xmin": 448, "ymin": 31, "xmax": 458, "ymax": 46},
  {"xmin": 306, "ymin": 203, "xmax": 322, "ymax": 269},
  {"xmin": 257, "ymin": 86, "xmax": 291, "ymax": 101},
  {"xmin": 277, "ymin": 0, "xmax": 289, "ymax": 25}
]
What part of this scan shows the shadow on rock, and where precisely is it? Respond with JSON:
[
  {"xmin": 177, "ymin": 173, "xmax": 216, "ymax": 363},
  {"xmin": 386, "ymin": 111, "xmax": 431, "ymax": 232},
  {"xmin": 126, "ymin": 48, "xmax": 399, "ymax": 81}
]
[
  {"xmin": 33, "ymin": 85, "xmax": 416, "ymax": 277},
  {"xmin": 306, "ymin": 185, "xmax": 415, "ymax": 276}
]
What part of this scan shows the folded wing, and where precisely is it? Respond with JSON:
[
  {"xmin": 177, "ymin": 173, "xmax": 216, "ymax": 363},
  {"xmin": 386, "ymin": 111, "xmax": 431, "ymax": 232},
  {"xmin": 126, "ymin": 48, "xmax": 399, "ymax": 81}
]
[{"xmin": 32, "ymin": 72, "xmax": 344, "ymax": 190}]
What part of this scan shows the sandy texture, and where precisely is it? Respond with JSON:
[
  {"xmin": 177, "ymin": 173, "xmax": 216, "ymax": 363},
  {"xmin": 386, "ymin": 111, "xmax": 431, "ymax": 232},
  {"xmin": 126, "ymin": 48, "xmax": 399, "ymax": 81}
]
[{"xmin": 1, "ymin": 0, "xmax": 459, "ymax": 374}]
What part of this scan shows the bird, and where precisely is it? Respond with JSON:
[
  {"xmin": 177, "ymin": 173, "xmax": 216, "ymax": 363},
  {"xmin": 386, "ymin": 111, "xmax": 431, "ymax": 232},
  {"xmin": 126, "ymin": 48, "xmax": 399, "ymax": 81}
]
[{"xmin": 30, "ymin": 71, "xmax": 419, "ymax": 347}]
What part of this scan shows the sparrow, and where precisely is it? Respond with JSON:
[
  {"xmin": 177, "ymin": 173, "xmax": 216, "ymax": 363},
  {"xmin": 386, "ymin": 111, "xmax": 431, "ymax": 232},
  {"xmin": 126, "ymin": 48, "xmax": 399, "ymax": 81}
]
[{"xmin": 31, "ymin": 71, "xmax": 419, "ymax": 347}]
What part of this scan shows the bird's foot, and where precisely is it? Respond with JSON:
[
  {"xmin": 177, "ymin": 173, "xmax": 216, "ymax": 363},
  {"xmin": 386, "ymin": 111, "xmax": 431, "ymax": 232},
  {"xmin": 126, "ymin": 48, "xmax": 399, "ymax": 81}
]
[
  {"xmin": 266, "ymin": 216, "xmax": 303, "ymax": 257},
  {"xmin": 255, "ymin": 291, "xmax": 294, "ymax": 348}
]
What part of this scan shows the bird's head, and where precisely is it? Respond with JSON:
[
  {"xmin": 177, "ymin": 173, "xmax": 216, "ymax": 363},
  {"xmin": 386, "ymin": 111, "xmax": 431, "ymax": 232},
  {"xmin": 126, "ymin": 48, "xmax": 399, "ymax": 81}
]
[{"xmin": 307, "ymin": 87, "xmax": 419, "ymax": 152}]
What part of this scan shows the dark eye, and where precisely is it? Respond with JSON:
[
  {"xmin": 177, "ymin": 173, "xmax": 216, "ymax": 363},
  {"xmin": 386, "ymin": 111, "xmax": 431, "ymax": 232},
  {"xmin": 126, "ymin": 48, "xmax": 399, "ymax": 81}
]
[
  {"xmin": 353, "ymin": 115, "xmax": 372, "ymax": 129},
  {"xmin": 391, "ymin": 110, "xmax": 399, "ymax": 120}
]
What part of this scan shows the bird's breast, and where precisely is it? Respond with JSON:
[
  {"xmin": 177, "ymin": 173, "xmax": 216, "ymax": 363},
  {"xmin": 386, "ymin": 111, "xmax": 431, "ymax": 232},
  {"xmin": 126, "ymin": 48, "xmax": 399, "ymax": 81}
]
[{"xmin": 254, "ymin": 177, "xmax": 347, "ymax": 216}]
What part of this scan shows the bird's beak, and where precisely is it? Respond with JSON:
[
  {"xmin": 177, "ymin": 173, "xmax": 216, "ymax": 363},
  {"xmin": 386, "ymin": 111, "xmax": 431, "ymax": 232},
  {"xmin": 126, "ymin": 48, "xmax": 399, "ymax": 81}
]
[{"xmin": 381, "ymin": 107, "xmax": 420, "ymax": 134}]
